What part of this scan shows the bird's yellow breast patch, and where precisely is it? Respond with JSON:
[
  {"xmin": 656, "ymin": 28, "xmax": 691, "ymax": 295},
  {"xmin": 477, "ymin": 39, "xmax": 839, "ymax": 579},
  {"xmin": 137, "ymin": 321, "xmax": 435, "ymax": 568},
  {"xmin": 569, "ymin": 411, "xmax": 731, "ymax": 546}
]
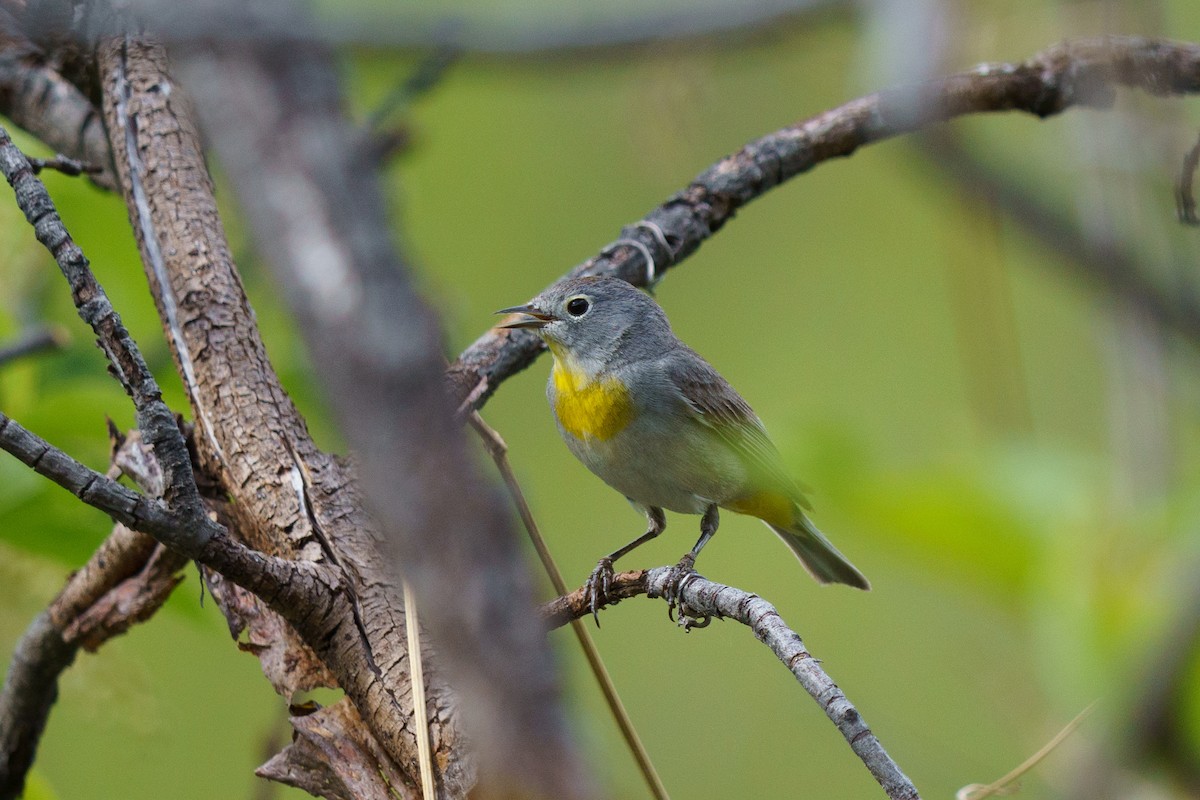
[
  {"xmin": 726, "ymin": 490, "xmax": 795, "ymax": 529},
  {"xmin": 552, "ymin": 360, "xmax": 634, "ymax": 442}
]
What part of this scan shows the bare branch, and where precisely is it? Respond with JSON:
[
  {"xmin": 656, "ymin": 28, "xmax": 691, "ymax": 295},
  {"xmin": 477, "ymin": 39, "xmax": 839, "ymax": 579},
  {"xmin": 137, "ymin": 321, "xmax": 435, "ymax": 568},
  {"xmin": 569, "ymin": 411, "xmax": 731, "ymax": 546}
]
[
  {"xmin": 446, "ymin": 36, "xmax": 1200, "ymax": 413},
  {"xmin": 117, "ymin": 0, "xmax": 843, "ymax": 55},
  {"xmin": 27, "ymin": 153, "xmax": 103, "ymax": 178},
  {"xmin": 916, "ymin": 130, "xmax": 1200, "ymax": 346},
  {"xmin": 541, "ymin": 568, "xmax": 920, "ymax": 800},
  {"xmin": 0, "ymin": 411, "xmax": 322, "ymax": 611},
  {"xmin": 0, "ymin": 611, "xmax": 76, "ymax": 800},
  {"xmin": 0, "ymin": 121, "xmax": 206, "ymax": 526},
  {"xmin": 0, "ymin": 9, "xmax": 116, "ymax": 189},
  {"xmin": 0, "ymin": 412, "xmax": 188, "ymax": 542},
  {"xmin": 0, "ymin": 326, "xmax": 66, "ymax": 367}
]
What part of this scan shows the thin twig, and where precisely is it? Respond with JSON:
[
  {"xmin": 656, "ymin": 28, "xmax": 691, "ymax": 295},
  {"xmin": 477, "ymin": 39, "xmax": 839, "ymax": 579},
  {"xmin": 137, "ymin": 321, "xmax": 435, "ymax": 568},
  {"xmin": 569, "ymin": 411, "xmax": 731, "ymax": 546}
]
[
  {"xmin": 467, "ymin": 412, "xmax": 671, "ymax": 800},
  {"xmin": 0, "ymin": 327, "xmax": 66, "ymax": 367},
  {"xmin": 27, "ymin": 153, "xmax": 102, "ymax": 177},
  {"xmin": 365, "ymin": 44, "xmax": 459, "ymax": 131},
  {"xmin": 1175, "ymin": 130, "xmax": 1200, "ymax": 225},
  {"xmin": 957, "ymin": 703, "xmax": 1097, "ymax": 800},
  {"xmin": 539, "ymin": 568, "xmax": 920, "ymax": 800},
  {"xmin": 403, "ymin": 582, "xmax": 436, "ymax": 800}
]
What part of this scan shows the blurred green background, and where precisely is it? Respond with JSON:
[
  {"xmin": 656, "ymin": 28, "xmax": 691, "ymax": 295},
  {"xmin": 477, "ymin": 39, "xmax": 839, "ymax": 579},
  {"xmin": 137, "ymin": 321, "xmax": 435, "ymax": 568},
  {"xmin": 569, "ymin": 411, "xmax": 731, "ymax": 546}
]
[{"xmin": 4, "ymin": 1, "xmax": 1200, "ymax": 798}]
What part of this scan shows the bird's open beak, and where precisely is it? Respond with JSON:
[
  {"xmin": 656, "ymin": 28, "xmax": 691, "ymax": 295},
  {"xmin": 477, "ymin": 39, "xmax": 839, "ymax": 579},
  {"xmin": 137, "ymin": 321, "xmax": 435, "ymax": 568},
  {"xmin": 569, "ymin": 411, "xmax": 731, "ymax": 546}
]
[{"xmin": 495, "ymin": 304, "xmax": 556, "ymax": 330}]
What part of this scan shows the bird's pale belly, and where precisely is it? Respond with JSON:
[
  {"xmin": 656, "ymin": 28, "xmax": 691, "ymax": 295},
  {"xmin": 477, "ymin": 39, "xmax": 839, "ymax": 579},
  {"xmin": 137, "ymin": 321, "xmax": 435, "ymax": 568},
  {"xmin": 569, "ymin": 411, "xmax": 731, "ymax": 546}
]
[{"xmin": 558, "ymin": 409, "xmax": 749, "ymax": 515}]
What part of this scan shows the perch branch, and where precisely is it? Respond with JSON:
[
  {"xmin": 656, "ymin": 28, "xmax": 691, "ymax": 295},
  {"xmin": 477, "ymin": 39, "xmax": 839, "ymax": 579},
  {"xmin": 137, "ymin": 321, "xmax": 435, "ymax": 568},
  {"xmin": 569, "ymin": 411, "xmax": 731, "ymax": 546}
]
[
  {"xmin": 540, "ymin": 568, "xmax": 919, "ymax": 800},
  {"xmin": 447, "ymin": 36, "xmax": 1200, "ymax": 412}
]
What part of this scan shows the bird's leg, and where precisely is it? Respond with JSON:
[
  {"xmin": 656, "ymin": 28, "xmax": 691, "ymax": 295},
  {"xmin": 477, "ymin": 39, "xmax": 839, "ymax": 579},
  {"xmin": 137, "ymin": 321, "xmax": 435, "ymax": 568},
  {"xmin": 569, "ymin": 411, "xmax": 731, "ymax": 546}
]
[
  {"xmin": 584, "ymin": 506, "xmax": 666, "ymax": 626},
  {"xmin": 666, "ymin": 504, "xmax": 719, "ymax": 627}
]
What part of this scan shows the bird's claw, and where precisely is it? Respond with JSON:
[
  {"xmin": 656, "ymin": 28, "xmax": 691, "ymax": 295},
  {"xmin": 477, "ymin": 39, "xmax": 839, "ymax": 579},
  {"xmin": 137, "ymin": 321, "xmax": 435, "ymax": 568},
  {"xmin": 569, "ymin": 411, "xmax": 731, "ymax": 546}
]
[
  {"xmin": 663, "ymin": 553, "xmax": 710, "ymax": 631},
  {"xmin": 583, "ymin": 557, "xmax": 615, "ymax": 627}
]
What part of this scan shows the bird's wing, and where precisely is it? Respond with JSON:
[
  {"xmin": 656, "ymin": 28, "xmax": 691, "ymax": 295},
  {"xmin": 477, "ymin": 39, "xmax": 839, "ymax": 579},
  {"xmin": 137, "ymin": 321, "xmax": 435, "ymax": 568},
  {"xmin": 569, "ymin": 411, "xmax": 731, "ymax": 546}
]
[{"xmin": 664, "ymin": 348, "xmax": 811, "ymax": 510}]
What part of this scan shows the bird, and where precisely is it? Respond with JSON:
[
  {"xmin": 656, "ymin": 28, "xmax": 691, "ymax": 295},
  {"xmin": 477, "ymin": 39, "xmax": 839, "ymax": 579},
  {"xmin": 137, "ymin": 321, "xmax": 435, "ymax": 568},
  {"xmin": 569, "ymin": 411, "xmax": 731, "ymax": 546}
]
[{"xmin": 498, "ymin": 276, "xmax": 869, "ymax": 620}]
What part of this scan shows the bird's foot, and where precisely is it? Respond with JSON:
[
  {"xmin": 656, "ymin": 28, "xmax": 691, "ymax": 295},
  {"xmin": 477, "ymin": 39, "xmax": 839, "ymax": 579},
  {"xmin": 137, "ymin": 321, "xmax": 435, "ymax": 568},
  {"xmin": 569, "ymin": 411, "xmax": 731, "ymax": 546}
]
[
  {"xmin": 663, "ymin": 553, "xmax": 711, "ymax": 631},
  {"xmin": 582, "ymin": 557, "xmax": 616, "ymax": 627}
]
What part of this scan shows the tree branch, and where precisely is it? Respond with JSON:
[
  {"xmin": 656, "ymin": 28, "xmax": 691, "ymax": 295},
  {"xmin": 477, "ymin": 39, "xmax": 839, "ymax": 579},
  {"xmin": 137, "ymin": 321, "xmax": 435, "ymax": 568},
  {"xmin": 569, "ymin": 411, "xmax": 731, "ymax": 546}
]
[
  {"xmin": 915, "ymin": 129, "xmax": 1200, "ymax": 347},
  {"xmin": 0, "ymin": 8, "xmax": 116, "ymax": 190},
  {"xmin": 541, "ymin": 568, "xmax": 920, "ymax": 800},
  {"xmin": 0, "ymin": 327, "xmax": 65, "ymax": 367},
  {"xmin": 115, "ymin": 0, "xmax": 843, "ymax": 55},
  {"xmin": 447, "ymin": 35, "xmax": 1200, "ymax": 413},
  {"xmin": 0, "ymin": 611, "xmax": 76, "ymax": 800}
]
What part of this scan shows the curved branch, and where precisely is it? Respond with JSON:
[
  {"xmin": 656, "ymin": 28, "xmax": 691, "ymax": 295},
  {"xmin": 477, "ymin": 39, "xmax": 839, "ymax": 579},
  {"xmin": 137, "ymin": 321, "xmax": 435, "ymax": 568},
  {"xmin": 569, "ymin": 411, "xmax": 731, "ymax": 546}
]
[
  {"xmin": 447, "ymin": 36, "xmax": 1200, "ymax": 412},
  {"xmin": 541, "ymin": 568, "xmax": 920, "ymax": 800},
  {"xmin": 0, "ymin": 612, "xmax": 76, "ymax": 800}
]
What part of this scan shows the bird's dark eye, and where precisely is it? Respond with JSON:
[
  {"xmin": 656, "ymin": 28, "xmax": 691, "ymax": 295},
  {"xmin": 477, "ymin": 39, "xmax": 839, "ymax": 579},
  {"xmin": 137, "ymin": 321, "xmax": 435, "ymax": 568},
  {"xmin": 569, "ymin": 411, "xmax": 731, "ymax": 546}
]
[{"xmin": 566, "ymin": 297, "xmax": 590, "ymax": 317}]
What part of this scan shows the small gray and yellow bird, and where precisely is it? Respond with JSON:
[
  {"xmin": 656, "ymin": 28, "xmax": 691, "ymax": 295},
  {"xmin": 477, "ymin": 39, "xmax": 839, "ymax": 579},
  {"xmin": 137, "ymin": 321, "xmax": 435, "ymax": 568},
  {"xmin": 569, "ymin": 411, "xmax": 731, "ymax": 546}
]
[{"xmin": 499, "ymin": 276, "xmax": 869, "ymax": 613}]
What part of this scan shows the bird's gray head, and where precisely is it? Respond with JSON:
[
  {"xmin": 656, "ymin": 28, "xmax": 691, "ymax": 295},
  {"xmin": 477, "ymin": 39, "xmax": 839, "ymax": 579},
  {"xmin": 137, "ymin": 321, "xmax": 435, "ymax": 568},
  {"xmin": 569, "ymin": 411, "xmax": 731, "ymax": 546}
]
[{"xmin": 497, "ymin": 276, "xmax": 672, "ymax": 366}]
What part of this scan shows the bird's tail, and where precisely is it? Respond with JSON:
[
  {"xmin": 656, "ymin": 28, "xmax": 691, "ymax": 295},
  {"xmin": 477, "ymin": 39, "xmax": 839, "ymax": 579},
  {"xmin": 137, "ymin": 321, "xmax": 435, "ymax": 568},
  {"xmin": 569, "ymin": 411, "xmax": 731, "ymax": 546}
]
[{"xmin": 767, "ymin": 513, "xmax": 870, "ymax": 590}]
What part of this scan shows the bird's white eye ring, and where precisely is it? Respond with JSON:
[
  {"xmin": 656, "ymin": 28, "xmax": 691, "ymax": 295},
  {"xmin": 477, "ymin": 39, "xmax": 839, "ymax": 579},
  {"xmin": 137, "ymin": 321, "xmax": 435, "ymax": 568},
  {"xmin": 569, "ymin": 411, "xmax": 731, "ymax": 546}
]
[{"xmin": 566, "ymin": 296, "xmax": 590, "ymax": 317}]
